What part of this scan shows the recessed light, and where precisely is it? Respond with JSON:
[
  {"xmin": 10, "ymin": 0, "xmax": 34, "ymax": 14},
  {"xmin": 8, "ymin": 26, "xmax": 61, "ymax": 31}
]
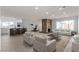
[
  {"xmin": 59, "ymin": 8, "xmax": 63, "ymax": 10},
  {"xmin": 45, "ymin": 12, "xmax": 49, "ymax": 14},
  {"xmin": 35, "ymin": 7, "xmax": 39, "ymax": 10}
]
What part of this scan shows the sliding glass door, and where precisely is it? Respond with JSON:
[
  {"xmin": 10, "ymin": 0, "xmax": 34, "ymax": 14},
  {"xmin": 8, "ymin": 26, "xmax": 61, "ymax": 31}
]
[{"xmin": 56, "ymin": 20, "xmax": 74, "ymax": 31}]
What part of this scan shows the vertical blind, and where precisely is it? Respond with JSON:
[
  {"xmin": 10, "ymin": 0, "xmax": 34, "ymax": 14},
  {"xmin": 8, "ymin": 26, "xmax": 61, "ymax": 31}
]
[{"xmin": 56, "ymin": 20, "xmax": 74, "ymax": 31}]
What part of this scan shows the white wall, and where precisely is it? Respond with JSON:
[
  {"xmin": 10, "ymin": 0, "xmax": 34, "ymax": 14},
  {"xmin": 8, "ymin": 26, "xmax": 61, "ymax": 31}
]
[
  {"xmin": 0, "ymin": 16, "xmax": 23, "ymax": 35},
  {"xmin": 1, "ymin": 16, "xmax": 79, "ymax": 33},
  {"xmin": 0, "ymin": 7, "xmax": 1, "ymax": 44},
  {"xmin": 22, "ymin": 16, "xmax": 79, "ymax": 32},
  {"xmin": 1, "ymin": 16, "xmax": 22, "ymax": 28},
  {"xmin": 22, "ymin": 18, "xmax": 42, "ymax": 31},
  {"xmin": 78, "ymin": 16, "xmax": 79, "ymax": 33},
  {"xmin": 0, "ymin": 7, "xmax": 1, "ymax": 49}
]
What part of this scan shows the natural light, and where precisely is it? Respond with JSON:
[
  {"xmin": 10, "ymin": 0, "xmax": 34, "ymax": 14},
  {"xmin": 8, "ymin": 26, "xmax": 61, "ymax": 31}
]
[
  {"xmin": 1, "ymin": 22, "xmax": 14, "ymax": 28},
  {"xmin": 56, "ymin": 20, "xmax": 74, "ymax": 31}
]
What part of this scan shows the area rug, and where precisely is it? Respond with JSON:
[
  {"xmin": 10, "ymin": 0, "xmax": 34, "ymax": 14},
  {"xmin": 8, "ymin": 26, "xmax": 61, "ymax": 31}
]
[{"xmin": 56, "ymin": 36, "xmax": 71, "ymax": 52}]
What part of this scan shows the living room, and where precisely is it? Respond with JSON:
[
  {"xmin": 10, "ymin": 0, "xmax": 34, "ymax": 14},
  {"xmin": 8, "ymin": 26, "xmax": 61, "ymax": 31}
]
[{"xmin": 0, "ymin": 6, "xmax": 79, "ymax": 52}]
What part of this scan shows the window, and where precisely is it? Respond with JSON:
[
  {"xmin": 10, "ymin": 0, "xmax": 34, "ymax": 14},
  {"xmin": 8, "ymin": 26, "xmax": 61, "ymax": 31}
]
[
  {"xmin": 56, "ymin": 20, "xmax": 74, "ymax": 31},
  {"xmin": 1, "ymin": 22, "xmax": 14, "ymax": 28}
]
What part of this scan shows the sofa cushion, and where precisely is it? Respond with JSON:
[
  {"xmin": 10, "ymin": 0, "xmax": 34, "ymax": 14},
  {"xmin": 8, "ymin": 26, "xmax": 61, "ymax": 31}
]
[
  {"xmin": 73, "ymin": 35, "xmax": 79, "ymax": 42},
  {"xmin": 35, "ymin": 36, "xmax": 47, "ymax": 44}
]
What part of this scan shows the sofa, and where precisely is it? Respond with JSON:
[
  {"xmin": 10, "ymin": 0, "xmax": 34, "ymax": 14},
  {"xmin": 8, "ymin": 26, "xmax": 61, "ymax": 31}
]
[
  {"xmin": 33, "ymin": 35, "xmax": 56, "ymax": 52},
  {"xmin": 48, "ymin": 33, "xmax": 61, "ymax": 41},
  {"xmin": 24, "ymin": 32, "xmax": 56, "ymax": 52},
  {"xmin": 72, "ymin": 35, "xmax": 79, "ymax": 52},
  {"xmin": 52, "ymin": 30, "xmax": 72, "ymax": 36},
  {"xmin": 23, "ymin": 32, "xmax": 35, "ymax": 46}
]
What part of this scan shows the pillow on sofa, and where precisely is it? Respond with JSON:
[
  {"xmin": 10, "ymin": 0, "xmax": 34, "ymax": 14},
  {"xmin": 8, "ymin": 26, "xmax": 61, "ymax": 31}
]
[
  {"xmin": 35, "ymin": 36, "xmax": 47, "ymax": 44},
  {"xmin": 48, "ymin": 33, "xmax": 60, "ymax": 40},
  {"xmin": 73, "ymin": 35, "xmax": 79, "ymax": 42}
]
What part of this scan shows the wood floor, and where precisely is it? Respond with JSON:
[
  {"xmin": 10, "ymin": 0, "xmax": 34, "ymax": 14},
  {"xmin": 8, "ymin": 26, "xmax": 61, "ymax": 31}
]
[
  {"xmin": 0, "ymin": 35, "xmax": 1, "ymax": 51},
  {"xmin": 0, "ymin": 35, "xmax": 33, "ymax": 52},
  {"xmin": 0, "ymin": 34, "xmax": 71, "ymax": 52},
  {"xmin": 56, "ymin": 36, "xmax": 71, "ymax": 52}
]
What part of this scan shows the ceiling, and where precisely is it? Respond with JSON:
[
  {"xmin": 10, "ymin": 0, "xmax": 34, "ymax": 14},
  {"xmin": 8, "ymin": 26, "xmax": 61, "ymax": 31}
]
[{"xmin": 1, "ymin": 6, "xmax": 79, "ymax": 20}]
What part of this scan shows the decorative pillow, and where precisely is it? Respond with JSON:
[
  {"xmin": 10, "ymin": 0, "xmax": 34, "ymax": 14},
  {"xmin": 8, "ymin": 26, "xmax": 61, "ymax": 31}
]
[
  {"xmin": 48, "ymin": 33, "xmax": 58, "ymax": 40},
  {"xmin": 73, "ymin": 35, "xmax": 79, "ymax": 42},
  {"xmin": 35, "ymin": 36, "xmax": 47, "ymax": 44}
]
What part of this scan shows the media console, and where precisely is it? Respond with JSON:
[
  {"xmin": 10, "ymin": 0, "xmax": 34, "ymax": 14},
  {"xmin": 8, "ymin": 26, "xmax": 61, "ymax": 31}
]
[{"xmin": 10, "ymin": 28, "xmax": 26, "ymax": 35}]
